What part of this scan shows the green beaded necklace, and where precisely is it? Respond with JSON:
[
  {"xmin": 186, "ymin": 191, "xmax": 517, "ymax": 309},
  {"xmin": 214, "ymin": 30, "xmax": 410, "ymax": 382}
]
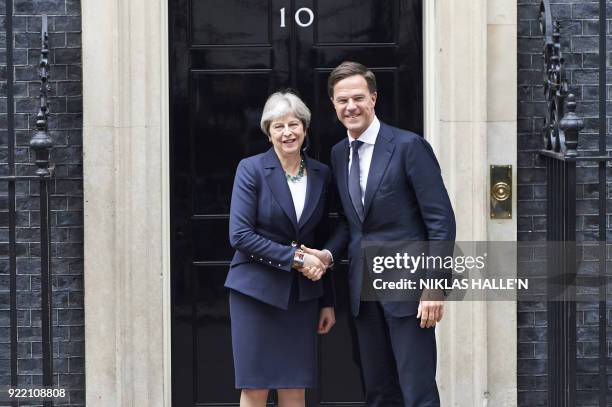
[{"xmin": 285, "ymin": 157, "xmax": 306, "ymax": 183}]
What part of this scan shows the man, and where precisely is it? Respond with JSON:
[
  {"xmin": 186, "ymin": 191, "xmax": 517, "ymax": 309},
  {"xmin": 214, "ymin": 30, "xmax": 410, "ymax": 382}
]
[{"xmin": 304, "ymin": 61, "xmax": 456, "ymax": 407}]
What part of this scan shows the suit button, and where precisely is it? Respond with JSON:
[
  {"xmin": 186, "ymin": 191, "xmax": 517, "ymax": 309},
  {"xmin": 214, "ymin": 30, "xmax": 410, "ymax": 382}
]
[{"xmin": 291, "ymin": 241, "xmax": 298, "ymax": 247}]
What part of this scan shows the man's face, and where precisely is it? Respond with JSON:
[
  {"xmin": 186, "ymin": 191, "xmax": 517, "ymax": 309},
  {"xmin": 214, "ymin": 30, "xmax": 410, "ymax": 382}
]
[{"xmin": 331, "ymin": 74, "xmax": 377, "ymax": 139}]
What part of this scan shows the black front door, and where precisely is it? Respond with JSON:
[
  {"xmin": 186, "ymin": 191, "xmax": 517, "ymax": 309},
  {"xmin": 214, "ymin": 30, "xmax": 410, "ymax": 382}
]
[{"xmin": 169, "ymin": 1, "xmax": 423, "ymax": 405}]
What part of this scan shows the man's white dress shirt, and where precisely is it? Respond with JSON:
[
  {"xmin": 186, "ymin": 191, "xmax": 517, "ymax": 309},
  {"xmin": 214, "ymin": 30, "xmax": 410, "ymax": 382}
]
[{"xmin": 347, "ymin": 117, "xmax": 380, "ymax": 204}]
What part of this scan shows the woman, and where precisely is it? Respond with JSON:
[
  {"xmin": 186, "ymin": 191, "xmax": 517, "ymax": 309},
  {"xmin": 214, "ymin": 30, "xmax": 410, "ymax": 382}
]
[{"xmin": 225, "ymin": 91, "xmax": 336, "ymax": 407}]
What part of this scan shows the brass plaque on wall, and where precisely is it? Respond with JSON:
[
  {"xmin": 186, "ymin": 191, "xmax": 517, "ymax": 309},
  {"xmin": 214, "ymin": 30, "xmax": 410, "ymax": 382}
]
[{"xmin": 490, "ymin": 165, "xmax": 512, "ymax": 219}]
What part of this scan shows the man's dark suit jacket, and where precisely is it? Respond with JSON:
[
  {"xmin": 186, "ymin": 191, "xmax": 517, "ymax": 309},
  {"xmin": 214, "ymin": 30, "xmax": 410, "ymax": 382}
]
[
  {"xmin": 225, "ymin": 148, "xmax": 334, "ymax": 310},
  {"xmin": 325, "ymin": 122, "xmax": 456, "ymax": 317}
]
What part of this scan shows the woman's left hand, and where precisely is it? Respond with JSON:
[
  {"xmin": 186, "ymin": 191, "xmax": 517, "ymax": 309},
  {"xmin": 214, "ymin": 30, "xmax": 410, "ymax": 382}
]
[{"xmin": 318, "ymin": 307, "xmax": 336, "ymax": 334}]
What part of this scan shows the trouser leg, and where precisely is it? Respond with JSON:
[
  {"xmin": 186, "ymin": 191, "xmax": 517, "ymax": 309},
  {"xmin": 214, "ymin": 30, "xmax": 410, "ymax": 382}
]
[
  {"xmin": 353, "ymin": 301, "xmax": 404, "ymax": 407},
  {"xmin": 385, "ymin": 312, "xmax": 440, "ymax": 407}
]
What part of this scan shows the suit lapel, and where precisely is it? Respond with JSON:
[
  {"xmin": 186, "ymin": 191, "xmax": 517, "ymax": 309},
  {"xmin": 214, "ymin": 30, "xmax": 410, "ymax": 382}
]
[
  {"xmin": 363, "ymin": 124, "xmax": 395, "ymax": 220},
  {"xmin": 298, "ymin": 155, "xmax": 324, "ymax": 229},
  {"xmin": 335, "ymin": 139, "xmax": 350, "ymax": 203},
  {"xmin": 262, "ymin": 148, "xmax": 299, "ymax": 232}
]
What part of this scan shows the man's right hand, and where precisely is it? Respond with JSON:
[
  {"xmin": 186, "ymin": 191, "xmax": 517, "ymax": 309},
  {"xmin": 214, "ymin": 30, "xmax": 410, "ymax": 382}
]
[
  {"xmin": 301, "ymin": 245, "xmax": 333, "ymax": 268},
  {"xmin": 299, "ymin": 253, "xmax": 325, "ymax": 281}
]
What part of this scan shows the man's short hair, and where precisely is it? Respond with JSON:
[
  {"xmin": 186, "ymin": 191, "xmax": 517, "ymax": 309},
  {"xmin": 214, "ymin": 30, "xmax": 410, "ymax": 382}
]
[{"xmin": 327, "ymin": 61, "xmax": 377, "ymax": 98}]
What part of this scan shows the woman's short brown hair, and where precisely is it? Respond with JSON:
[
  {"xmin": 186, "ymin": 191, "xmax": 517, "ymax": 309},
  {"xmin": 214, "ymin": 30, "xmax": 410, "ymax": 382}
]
[{"xmin": 327, "ymin": 61, "xmax": 377, "ymax": 98}]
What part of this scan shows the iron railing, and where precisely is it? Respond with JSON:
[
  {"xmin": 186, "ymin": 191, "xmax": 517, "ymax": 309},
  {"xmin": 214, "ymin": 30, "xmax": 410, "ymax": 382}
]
[
  {"xmin": 539, "ymin": 0, "xmax": 609, "ymax": 406},
  {"xmin": 4, "ymin": 14, "xmax": 55, "ymax": 407}
]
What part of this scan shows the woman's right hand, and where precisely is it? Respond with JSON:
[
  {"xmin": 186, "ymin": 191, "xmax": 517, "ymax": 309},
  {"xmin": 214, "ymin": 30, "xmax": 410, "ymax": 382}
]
[{"xmin": 299, "ymin": 253, "xmax": 325, "ymax": 281}]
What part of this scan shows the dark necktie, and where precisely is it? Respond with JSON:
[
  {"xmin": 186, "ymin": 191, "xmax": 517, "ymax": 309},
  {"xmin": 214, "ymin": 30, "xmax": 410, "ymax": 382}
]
[{"xmin": 349, "ymin": 140, "xmax": 364, "ymax": 221}]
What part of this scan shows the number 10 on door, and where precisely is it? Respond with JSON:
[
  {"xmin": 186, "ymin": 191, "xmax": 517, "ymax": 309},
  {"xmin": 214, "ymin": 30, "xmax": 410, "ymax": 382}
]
[{"xmin": 280, "ymin": 7, "xmax": 314, "ymax": 28}]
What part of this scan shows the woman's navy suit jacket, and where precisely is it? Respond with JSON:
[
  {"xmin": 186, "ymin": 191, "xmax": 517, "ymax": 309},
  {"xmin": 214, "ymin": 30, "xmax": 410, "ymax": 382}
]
[{"xmin": 225, "ymin": 148, "xmax": 334, "ymax": 310}]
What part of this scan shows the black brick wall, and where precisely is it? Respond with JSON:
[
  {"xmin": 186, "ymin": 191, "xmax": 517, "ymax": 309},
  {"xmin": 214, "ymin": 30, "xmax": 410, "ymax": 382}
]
[
  {"xmin": 518, "ymin": 1, "xmax": 611, "ymax": 406},
  {"xmin": 0, "ymin": 0, "xmax": 83, "ymax": 406}
]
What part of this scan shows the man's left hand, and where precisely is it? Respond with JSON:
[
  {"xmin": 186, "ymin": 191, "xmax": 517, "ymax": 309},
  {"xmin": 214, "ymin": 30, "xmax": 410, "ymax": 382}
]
[{"xmin": 417, "ymin": 289, "xmax": 445, "ymax": 328}]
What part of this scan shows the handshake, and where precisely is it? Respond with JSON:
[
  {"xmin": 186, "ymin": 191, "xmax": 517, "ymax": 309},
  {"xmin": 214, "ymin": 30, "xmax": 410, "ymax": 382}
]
[{"xmin": 294, "ymin": 245, "xmax": 333, "ymax": 282}]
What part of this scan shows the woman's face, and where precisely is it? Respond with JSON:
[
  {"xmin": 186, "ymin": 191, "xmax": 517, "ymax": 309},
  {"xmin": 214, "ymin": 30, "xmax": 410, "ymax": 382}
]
[{"xmin": 268, "ymin": 113, "xmax": 306, "ymax": 157}]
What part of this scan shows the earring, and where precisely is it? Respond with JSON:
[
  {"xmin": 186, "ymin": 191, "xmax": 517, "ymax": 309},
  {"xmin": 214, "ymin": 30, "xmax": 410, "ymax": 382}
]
[{"xmin": 302, "ymin": 135, "xmax": 310, "ymax": 152}]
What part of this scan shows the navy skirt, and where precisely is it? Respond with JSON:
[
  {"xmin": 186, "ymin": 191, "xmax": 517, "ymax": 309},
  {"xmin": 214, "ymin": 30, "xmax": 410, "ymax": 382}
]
[{"xmin": 229, "ymin": 277, "xmax": 319, "ymax": 389}]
